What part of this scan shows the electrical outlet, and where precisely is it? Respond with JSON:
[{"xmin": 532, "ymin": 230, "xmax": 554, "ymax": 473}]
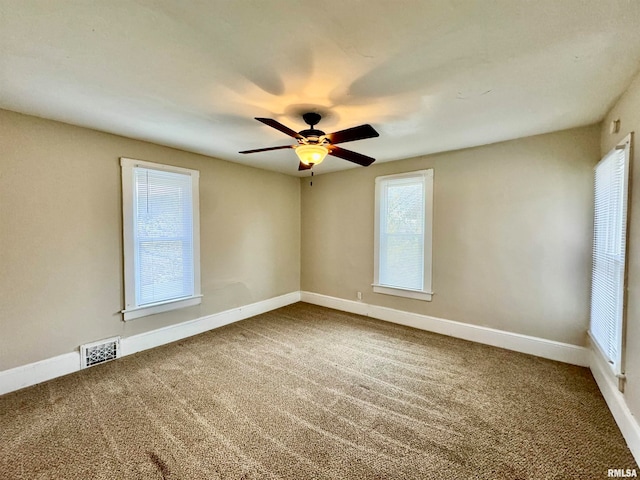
[{"xmin": 357, "ymin": 291, "xmax": 362, "ymax": 301}]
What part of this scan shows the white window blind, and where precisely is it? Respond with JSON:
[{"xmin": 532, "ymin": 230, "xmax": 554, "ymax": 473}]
[
  {"xmin": 590, "ymin": 137, "xmax": 631, "ymax": 374},
  {"xmin": 121, "ymin": 158, "xmax": 201, "ymax": 321},
  {"xmin": 134, "ymin": 167, "xmax": 194, "ymax": 305},
  {"xmin": 374, "ymin": 170, "xmax": 433, "ymax": 301},
  {"xmin": 380, "ymin": 176, "xmax": 425, "ymax": 289}
]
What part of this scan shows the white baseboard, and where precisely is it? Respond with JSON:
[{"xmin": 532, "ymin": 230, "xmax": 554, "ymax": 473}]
[
  {"xmin": 300, "ymin": 291, "xmax": 589, "ymax": 367},
  {"xmin": 5, "ymin": 289, "xmax": 635, "ymax": 465},
  {"xmin": 0, "ymin": 351, "xmax": 81, "ymax": 396},
  {"xmin": 0, "ymin": 291, "xmax": 301, "ymax": 396},
  {"xmin": 120, "ymin": 291, "xmax": 301, "ymax": 356},
  {"xmin": 590, "ymin": 347, "xmax": 640, "ymax": 463},
  {"xmin": 4, "ymin": 289, "xmax": 635, "ymax": 463}
]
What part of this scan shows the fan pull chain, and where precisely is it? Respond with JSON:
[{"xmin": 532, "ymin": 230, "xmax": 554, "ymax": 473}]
[{"xmin": 310, "ymin": 170, "xmax": 314, "ymax": 187}]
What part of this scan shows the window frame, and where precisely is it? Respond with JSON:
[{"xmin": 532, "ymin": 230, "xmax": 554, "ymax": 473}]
[
  {"xmin": 120, "ymin": 157, "xmax": 202, "ymax": 321},
  {"xmin": 373, "ymin": 169, "xmax": 434, "ymax": 301}
]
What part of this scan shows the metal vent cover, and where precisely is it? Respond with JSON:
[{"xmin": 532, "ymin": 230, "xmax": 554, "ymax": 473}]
[{"xmin": 80, "ymin": 337, "xmax": 121, "ymax": 368}]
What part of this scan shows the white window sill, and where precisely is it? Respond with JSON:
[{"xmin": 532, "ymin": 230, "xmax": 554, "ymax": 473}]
[
  {"xmin": 122, "ymin": 295, "xmax": 202, "ymax": 321},
  {"xmin": 372, "ymin": 284, "xmax": 433, "ymax": 301}
]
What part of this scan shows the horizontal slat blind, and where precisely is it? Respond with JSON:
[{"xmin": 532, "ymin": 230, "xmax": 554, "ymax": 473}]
[
  {"xmin": 590, "ymin": 145, "xmax": 629, "ymax": 373},
  {"xmin": 379, "ymin": 175, "xmax": 425, "ymax": 290},
  {"xmin": 133, "ymin": 167, "xmax": 194, "ymax": 306}
]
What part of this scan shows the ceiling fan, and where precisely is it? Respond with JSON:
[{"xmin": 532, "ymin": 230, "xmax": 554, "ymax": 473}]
[{"xmin": 239, "ymin": 113, "xmax": 379, "ymax": 171}]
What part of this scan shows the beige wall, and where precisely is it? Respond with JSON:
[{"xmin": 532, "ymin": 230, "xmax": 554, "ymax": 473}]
[
  {"xmin": 0, "ymin": 107, "xmax": 606, "ymax": 372},
  {"xmin": 0, "ymin": 109, "xmax": 300, "ymax": 371},
  {"xmin": 301, "ymin": 126, "xmax": 600, "ymax": 346},
  {"xmin": 601, "ymin": 70, "xmax": 640, "ymax": 421}
]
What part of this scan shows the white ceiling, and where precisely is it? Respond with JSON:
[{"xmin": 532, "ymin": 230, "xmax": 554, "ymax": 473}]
[{"xmin": 1, "ymin": 1, "xmax": 640, "ymax": 176}]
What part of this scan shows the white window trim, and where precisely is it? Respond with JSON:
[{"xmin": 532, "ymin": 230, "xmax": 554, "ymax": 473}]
[
  {"xmin": 373, "ymin": 169, "xmax": 434, "ymax": 301},
  {"xmin": 120, "ymin": 157, "xmax": 202, "ymax": 321}
]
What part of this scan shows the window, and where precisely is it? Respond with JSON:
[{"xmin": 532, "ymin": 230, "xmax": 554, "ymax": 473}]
[
  {"xmin": 590, "ymin": 135, "xmax": 631, "ymax": 376},
  {"xmin": 121, "ymin": 158, "xmax": 201, "ymax": 321},
  {"xmin": 374, "ymin": 169, "xmax": 434, "ymax": 301}
]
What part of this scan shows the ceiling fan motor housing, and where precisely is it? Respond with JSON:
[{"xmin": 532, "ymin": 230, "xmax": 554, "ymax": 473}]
[
  {"xmin": 300, "ymin": 113, "xmax": 326, "ymax": 144},
  {"xmin": 302, "ymin": 112, "xmax": 322, "ymax": 127},
  {"xmin": 299, "ymin": 128, "xmax": 326, "ymax": 143}
]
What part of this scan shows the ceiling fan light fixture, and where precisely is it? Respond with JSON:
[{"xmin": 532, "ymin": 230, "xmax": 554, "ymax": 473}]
[
  {"xmin": 295, "ymin": 144, "xmax": 328, "ymax": 166},
  {"xmin": 240, "ymin": 114, "xmax": 379, "ymax": 169}
]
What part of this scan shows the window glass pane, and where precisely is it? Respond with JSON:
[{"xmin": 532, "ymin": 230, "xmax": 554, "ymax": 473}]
[
  {"xmin": 134, "ymin": 168, "xmax": 194, "ymax": 305},
  {"xmin": 380, "ymin": 178, "xmax": 424, "ymax": 290}
]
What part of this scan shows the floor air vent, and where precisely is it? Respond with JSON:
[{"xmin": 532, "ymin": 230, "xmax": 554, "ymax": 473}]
[{"xmin": 80, "ymin": 337, "xmax": 121, "ymax": 368}]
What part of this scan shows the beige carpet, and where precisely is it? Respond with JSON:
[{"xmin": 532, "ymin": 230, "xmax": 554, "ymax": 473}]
[{"xmin": 0, "ymin": 302, "xmax": 636, "ymax": 479}]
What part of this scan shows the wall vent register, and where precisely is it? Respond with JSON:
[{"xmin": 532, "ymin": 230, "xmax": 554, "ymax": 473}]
[{"xmin": 80, "ymin": 337, "xmax": 121, "ymax": 368}]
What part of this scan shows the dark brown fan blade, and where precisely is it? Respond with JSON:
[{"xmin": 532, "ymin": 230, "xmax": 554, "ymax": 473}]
[
  {"xmin": 298, "ymin": 162, "xmax": 312, "ymax": 171},
  {"xmin": 326, "ymin": 124, "xmax": 379, "ymax": 145},
  {"xmin": 256, "ymin": 118, "xmax": 304, "ymax": 139},
  {"xmin": 239, "ymin": 145, "xmax": 294, "ymax": 154},
  {"xmin": 328, "ymin": 146, "xmax": 375, "ymax": 167}
]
